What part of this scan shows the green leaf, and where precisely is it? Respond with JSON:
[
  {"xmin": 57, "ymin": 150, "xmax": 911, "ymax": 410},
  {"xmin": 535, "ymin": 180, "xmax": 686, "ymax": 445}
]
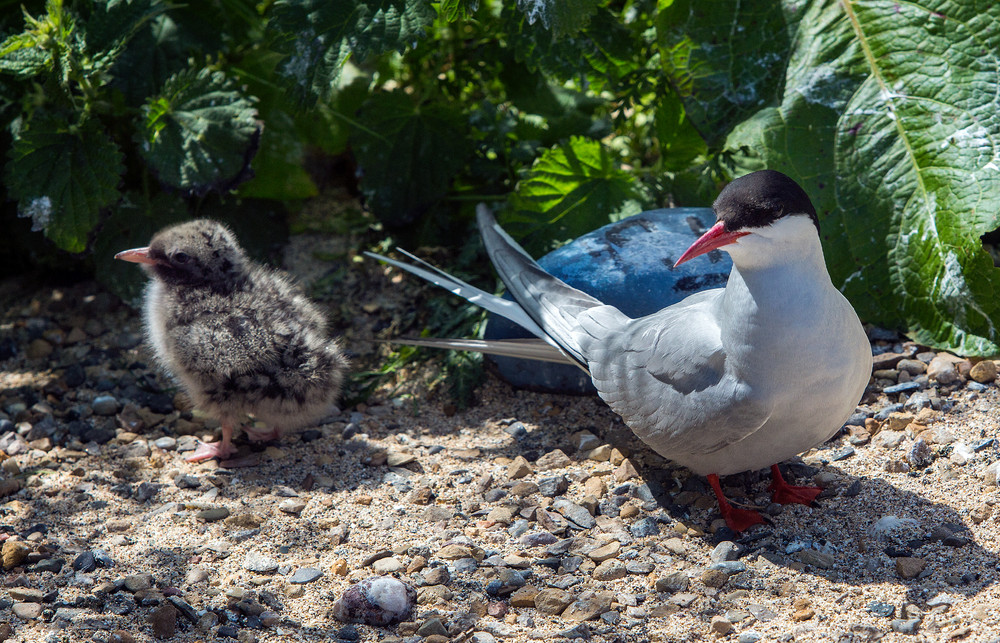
[
  {"xmin": 723, "ymin": 0, "xmax": 865, "ymax": 274},
  {"xmin": 4, "ymin": 116, "xmax": 124, "ymax": 253},
  {"xmin": 835, "ymin": 0, "xmax": 1000, "ymax": 354},
  {"xmin": 85, "ymin": 0, "xmax": 166, "ymax": 59},
  {"xmin": 236, "ymin": 110, "xmax": 318, "ymax": 200},
  {"xmin": 515, "ymin": 0, "xmax": 601, "ymax": 38},
  {"xmin": 139, "ymin": 67, "xmax": 260, "ymax": 195},
  {"xmin": 725, "ymin": 0, "xmax": 1000, "ymax": 355},
  {"xmin": 0, "ymin": 33, "xmax": 52, "ymax": 79},
  {"xmin": 656, "ymin": 0, "xmax": 790, "ymax": 147},
  {"xmin": 270, "ymin": 0, "xmax": 437, "ymax": 103},
  {"xmin": 505, "ymin": 136, "xmax": 639, "ymax": 254},
  {"xmin": 351, "ymin": 90, "xmax": 471, "ymax": 227}
]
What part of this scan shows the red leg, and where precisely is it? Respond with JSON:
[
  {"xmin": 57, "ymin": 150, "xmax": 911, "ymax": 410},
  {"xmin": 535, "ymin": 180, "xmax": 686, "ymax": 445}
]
[
  {"xmin": 769, "ymin": 464, "xmax": 822, "ymax": 505},
  {"xmin": 707, "ymin": 473, "xmax": 766, "ymax": 532}
]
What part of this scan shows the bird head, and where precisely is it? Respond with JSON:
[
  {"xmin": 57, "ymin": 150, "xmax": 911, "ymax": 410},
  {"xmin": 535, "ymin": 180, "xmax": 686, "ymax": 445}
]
[
  {"xmin": 115, "ymin": 219, "xmax": 248, "ymax": 290},
  {"xmin": 674, "ymin": 170, "xmax": 821, "ymax": 269}
]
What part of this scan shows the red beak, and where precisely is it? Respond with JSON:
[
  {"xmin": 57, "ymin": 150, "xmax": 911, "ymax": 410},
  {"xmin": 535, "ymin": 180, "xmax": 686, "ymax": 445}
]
[
  {"xmin": 674, "ymin": 221, "xmax": 750, "ymax": 268},
  {"xmin": 114, "ymin": 247, "xmax": 156, "ymax": 265}
]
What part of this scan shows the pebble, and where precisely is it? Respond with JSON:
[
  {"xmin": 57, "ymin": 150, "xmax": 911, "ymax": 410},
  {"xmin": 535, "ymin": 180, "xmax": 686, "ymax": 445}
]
[
  {"xmin": 562, "ymin": 591, "xmax": 613, "ymax": 622},
  {"xmin": 538, "ymin": 475, "xmax": 570, "ymax": 497},
  {"xmin": 244, "ymin": 552, "xmax": 279, "ymax": 573},
  {"xmin": 197, "ymin": 507, "xmax": 230, "ymax": 522},
  {"xmin": 969, "ymin": 360, "xmax": 997, "ymax": 383},
  {"xmin": 629, "ymin": 517, "xmax": 660, "ymax": 537},
  {"xmin": 927, "ymin": 356, "xmax": 960, "ymax": 384},
  {"xmin": 868, "ymin": 601, "xmax": 895, "ymax": 618},
  {"xmin": 73, "ymin": 551, "xmax": 96, "ymax": 573},
  {"xmin": 331, "ymin": 576, "xmax": 416, "ymax": 626},
  {"xmin": 506, "ymin": 456, "xmax": 532, "ymax": 479},
  {"xmin": 3, "ymin": 540, "xmax": 30, "ymax": 570},
  {"xmin": 12, "ymin": 602, "xmax": 41, "ymax": 620},
  {"xmin": 891, "ymin": 618, "xmax": 921, "ymax": 634},
  {"xmin": 711, "ymin": 615, "xmax": 734, "ymax": 635},
  {"xmin": 91, "ymin": 395, "xmax": 119, "ymax": 416},
  {"xmin": 553, "ymin": 499, "xmax": 595, "ymax": 529},
  {"xmin": 592, "ymin": 559, "xmax": 627, "ymax": 581},
  {"xmin": 290, "ymin": 567, "xmax": 323, "ymax": 584},
  {"xmin": 278, "ymin": 498, "xmax": 307, "ymax": 515},
  {"xmin": 149, "ymin": 604, "xmax": 177, "ymax": 638},
  {"xmin": 710, "ymin": 541, "xmax": 743, "ymax": 563},
  {"xmin": 895, "ymin": 557, "xmax": 927, "ymax": 579}
]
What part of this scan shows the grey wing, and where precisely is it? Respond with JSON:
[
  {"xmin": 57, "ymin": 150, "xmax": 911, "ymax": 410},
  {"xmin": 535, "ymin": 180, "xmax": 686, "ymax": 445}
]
[{"xmin": 578, "ymin": 293, "xmax": 772, "ymax": 457}]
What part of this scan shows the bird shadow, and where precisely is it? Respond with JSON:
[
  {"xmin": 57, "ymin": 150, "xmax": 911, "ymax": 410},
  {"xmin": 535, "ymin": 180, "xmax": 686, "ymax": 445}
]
[{"xmin": 632, "ymin": 457, "xmax": 997, "ymax": 604}]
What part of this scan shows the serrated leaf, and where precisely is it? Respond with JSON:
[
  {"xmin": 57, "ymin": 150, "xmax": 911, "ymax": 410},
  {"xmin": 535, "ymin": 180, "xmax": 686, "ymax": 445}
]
[
  {"xmin": 725, "ymin": 0, "xmax": 1000, "ymax": 355},
  {"xmin": 270, "ymin": 0, "xmax": 436, "ymax": 103},
  {"xmin": 835, "ymin": 0, "xmax": 1000, "ymax": 354},
  {"xmin": 4, "ymin": 116, "xmax": 124, "ymax": 253},
  {"xmin": 516, "ymin": 0, "xmax": 601, "ymax": 38},
  {"xmin": 0, "ymin": 33, "xmax": 52, "ymax": 79},
  {"xmin": 723, "ymin": 0, "xmax": 865, "ymax": 271},
  {"xmin": 351, "ymin": 91, "xmax": 471, "ymax": 227},
  {"xmin": 505, "ymin": 136, "xmax": 639, "ymax": 254},
  {"xmin": 139, "ymin": 67, "xmax": 260, "ymax": 194},
  {"xmin": 503, "ymin": 7, "xmax": 636, "ymax": 91},
  {"xmin": 656, "ymin": 0, "xmax": 790, "ymax": 147},
  {"xmin": 85, "ymin": 0, "xmax": 166, "ymax": 58}
]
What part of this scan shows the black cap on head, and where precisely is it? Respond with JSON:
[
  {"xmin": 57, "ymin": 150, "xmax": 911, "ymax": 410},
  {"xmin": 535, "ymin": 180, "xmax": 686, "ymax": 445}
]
[{"xmin": 713, "ymin": 170, "xmax": 819, "ymax": 233}]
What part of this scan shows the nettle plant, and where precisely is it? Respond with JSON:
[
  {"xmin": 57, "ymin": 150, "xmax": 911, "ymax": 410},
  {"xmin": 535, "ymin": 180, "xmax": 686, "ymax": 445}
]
[{"xmin": 2, "ymin": 0, "xmax": 1000, "ymax": 355}]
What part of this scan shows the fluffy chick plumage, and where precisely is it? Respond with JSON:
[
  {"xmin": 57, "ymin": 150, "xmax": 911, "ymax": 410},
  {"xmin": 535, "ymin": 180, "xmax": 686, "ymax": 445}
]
[{"xmin": 118, "ymin": 219, "xmax": 347, "ymax": 463}]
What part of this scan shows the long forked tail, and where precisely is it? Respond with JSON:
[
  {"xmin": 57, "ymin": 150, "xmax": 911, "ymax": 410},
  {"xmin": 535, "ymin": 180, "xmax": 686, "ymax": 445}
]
[
  {"xmin": 373, "ymin": 337, "xmax": 575, "ymax": 364},
  {"xmin": 366, "ymin": 204, "xmax": 607, "ymax": 371},
  {"xmin": 364, "ymin": 246, "xmax": 585, "ymax": 369},
  {"xmin": 474, "ymin": 204, "xmax": 605, "ymax": 364}
]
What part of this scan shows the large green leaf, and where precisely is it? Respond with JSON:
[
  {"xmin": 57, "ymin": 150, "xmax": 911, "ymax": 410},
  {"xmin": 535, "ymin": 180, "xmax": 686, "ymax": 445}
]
[
  {"xmin": 4, "ymin": 116, "xmax": 124, "ymax": 253},
  {"xmin": 835, "ymin": 0, "xmax": 1000, "ymax": 354},
  {"xmin": 723, "ymin": 0, "xmax": 865, "ymax": 276},
  {"xmin": 139, "ymin": 67, "xmax": 260, "ymax": 195},
  {"xmin": 351, "ymin": 91, "xmax": 472, "ymax": 227},
  {"xmin": 270, "ymin": 0, "xmax": 436, "ymax": 103},
  {"xmin": 719, "ymin": 0, "xmax": 1000, "ymax": 354},
  {"xmin": 515, "ymin": 0, "xmax": 601, "ymax": 38},
  {"xmin": 656, "ymin": 0, "xmax": 791, "ymax": 147},
  {"xmin": 505, "ymin": 136, "xmax": 640, "ymax": 254}
]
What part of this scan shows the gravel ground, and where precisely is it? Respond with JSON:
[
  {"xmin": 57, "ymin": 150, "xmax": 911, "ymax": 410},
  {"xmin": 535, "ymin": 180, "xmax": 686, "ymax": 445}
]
[{"xmin": 2, "ymin": 232, "xmax": 1000, "ymax": 643}]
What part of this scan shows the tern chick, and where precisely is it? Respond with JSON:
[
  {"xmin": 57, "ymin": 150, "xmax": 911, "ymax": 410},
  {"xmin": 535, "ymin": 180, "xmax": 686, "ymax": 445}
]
[{"xmin": 117, "ymin": 219, "xmax": 347, "ymax": 465}]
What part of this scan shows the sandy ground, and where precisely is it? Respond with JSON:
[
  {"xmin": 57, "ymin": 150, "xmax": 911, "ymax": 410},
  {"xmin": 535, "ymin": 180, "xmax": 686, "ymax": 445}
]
[{"xmin": 1, "ymin": 225, "xmax": 1000, "ymax": 643}]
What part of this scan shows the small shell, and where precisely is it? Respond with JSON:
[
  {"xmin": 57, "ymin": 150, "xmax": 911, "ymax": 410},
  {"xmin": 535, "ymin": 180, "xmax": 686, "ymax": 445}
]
[{"xmin": 331, "ymin": 576, "xmax": 416, "ymax": 626}]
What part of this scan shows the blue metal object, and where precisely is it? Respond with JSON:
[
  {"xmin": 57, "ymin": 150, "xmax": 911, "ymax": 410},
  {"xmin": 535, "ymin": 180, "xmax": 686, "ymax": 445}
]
[{"xmin": 484, "ymin": 207, "xmax": 731, "ymax": 394}]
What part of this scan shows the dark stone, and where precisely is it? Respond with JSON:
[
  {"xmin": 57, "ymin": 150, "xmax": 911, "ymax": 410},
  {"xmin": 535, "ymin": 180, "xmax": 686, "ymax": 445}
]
[
  {"xmin": 301, "ymin": 429, "xmax": 321, "ymax": 443},
  {"xmin": 884, "ymin": 381, "xmax": 921, "ymax": 395},
  {"xmin": 868, "ymin": 602, "xmax": 895, "ymax": 618},
  {"xmin": 629, "ymin": 517, "xmax": 660, "ymax": 538},
  {"xmin": 33, "ymin": 558, "xmax": 64, "ymax": 573},
  {"xmin": 84, "ymin": 426, "xmax": 116, "ymax": 444},
  {"xmin": 73, "ymin": 551, "xmax": 97, "ymax": 573},
  {"xmin": 64, "ymin": 364, "xmax": 86, "ymax": 388}
]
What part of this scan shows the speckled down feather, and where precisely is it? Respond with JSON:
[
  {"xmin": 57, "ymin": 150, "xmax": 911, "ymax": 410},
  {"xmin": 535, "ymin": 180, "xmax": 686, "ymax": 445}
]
[{"xmin": 139, "ymin": 220, "xmax": 346, "ymax": 439}]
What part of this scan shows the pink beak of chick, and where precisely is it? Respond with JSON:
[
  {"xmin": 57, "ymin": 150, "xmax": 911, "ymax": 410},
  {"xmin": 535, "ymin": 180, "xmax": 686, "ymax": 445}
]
[
  {"xmin": 674, "ymin": 221, "xmax": 750, "ymax": 268},
  {"xmin": 115, "ymin": 247, "xmax": 156, "ymax": 265}
]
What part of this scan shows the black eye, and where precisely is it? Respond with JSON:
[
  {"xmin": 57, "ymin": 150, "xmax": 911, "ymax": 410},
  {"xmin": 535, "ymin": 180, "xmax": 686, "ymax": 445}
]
[{"xmin": 172, "ymin": 251, "xmax": 191, "ymax": 264}]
